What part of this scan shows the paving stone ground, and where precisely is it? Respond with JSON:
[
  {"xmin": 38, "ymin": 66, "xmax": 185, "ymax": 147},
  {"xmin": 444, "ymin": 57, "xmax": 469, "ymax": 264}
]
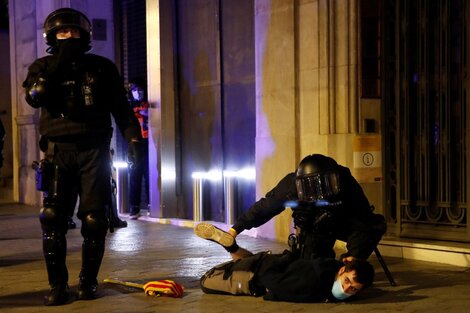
[{"xmin": 1, "ymin": 203, "xmax": 469, "ymax": 313}]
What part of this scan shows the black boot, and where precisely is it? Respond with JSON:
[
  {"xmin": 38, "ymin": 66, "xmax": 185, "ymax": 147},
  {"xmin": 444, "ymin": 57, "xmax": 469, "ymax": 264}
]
[
  {"xmin": 110, "ymin": 218, "xmax": 127, "ymax": 228},
  {"xmin": 76, "ymin": 238, "xmax": 105, "ymax": 300},
  {"xmin": 42, "ymin": 230, "xmax": 69, "ymax": 305},
  {"xmin": 44, "ymin": 284, "xmax": 69, "ymax": 306},
  {"xmin": 77, "ymin": 277, "xmax": 98, "ymax": 300},
  {"xmin": 40, "ymin": 203, "xmax": 70, "ymax": 305}
]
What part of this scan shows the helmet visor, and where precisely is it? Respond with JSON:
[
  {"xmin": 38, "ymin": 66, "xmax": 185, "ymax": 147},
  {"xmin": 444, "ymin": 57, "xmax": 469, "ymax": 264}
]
[{"xmin": 296, "ymin": 172, "xmax": 340, "ymax": 202}]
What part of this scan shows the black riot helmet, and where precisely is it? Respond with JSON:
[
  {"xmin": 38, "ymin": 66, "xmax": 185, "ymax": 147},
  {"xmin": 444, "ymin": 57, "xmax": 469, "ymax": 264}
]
[
  {"xmin": 295, "ymin": 154, "xmax": 341, "ymax": 205},
  {"xmin": 43, "ymin": 8, "xmax": 92, "ymax": 53}
]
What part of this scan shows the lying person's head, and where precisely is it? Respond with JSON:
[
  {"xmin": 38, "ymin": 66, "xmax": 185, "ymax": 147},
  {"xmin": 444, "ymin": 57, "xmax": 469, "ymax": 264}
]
[{"xmin": 331, "ymin": 259, "xmax": 375, "ymax": 300}]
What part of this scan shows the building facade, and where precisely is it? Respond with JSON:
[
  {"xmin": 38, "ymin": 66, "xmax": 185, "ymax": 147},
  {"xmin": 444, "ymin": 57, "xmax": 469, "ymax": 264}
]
[{"xmin": 5, "ymin": 0, "xmax": 469, "ymax": 266}]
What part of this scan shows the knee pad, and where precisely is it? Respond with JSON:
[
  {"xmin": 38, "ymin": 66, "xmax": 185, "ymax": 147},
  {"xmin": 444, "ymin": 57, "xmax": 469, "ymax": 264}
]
[
  {"xmin": 81, "ymin": 212, "xmax": 108, "ymax": 239},
  {"xmin": 39, "ymin": 206, "xmax": 68, "ymax": 239},
  {"xmin": 39, "ymin": 206, "xmax": 66, "ymax": 227}
]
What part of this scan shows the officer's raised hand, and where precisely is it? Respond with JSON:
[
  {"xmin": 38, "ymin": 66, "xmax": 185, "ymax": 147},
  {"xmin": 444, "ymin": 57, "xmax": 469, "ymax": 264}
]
[{"xmin": 43, "ymin": 27, "xmax": 84, "ymax": 78}]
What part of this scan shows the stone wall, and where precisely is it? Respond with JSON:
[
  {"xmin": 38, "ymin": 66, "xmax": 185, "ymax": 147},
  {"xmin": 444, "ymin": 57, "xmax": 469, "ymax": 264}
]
[{"xmin": 254, "ymin": 0, "xmax": 361, "ymax": 241}]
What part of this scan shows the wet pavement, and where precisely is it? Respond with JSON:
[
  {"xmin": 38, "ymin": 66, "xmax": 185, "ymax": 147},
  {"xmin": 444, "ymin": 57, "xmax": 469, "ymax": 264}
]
[{"xmin": 0, "ymin": 202, "xmax": 469, "ymax": 313}]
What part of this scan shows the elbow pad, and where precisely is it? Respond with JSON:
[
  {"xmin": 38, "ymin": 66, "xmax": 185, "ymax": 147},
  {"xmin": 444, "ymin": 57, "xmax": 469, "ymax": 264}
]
[{"xmin": 26, "ymin": 77, "xmax": 50, "ymax": 108}]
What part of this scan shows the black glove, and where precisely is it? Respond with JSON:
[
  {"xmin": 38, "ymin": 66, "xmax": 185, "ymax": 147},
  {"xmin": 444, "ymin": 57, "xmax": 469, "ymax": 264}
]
[
  {"xmin": 127, "ymin": 140, "xmax": 144, "ymax": 170},
  {"xmin": 41, "ymin": 38, "xmax": 85, "ymax": 79},
  {"xmin": 290, "ymin": 201, "xmax": 317, "ymax": 229}
]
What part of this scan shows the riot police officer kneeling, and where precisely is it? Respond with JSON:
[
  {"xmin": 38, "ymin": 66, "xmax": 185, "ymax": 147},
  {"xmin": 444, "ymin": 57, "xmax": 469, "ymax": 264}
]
[{"xmin": 196, "ymin": 154, "xmax": 387, "ymax": 264}]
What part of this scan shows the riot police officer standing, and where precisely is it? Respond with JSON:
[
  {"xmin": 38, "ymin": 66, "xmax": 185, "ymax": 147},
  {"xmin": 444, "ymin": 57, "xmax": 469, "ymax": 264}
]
[{"xmin": 23, "ymin": 8, "xmax": 143, "ymax": 306}]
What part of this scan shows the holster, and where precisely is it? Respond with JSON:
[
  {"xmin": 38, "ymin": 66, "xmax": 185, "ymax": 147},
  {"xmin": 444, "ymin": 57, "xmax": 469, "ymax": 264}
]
[{"xmin": 32, "ymin": 159, "xmax": 55, "ymax": 192}]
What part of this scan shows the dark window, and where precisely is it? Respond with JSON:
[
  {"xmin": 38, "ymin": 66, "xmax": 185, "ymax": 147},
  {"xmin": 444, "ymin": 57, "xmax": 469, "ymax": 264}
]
[
  {"xmin": 0, "ymin": 0, "xmax": 8, "ymax": 30},
  {"xmin": 361, "ymin": 0, "xmax": 381, "ymax": 98}
]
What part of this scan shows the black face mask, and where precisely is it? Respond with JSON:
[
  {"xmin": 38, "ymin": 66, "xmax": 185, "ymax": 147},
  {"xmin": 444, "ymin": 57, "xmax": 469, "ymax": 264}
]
[{"xmin": 56, "ymin": 38, "xmax": 86, "ymax": 64}]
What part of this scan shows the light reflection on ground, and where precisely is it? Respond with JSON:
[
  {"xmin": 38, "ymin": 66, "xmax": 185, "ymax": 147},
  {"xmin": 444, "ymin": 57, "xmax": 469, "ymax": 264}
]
[{"xmin": 106, "ymin": 227, "xmax": 145, "ymax": 253}]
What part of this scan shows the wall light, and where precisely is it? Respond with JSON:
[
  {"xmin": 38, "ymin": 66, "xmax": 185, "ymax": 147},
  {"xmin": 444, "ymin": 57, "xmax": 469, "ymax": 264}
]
[
  {"xmin": 113, "ymin": 161, "xmax": 128, "ymax": 169},
  {"xmin": 191, "ymin": 170, "xmax": 223, "ymax": 181},
  {"xmin": 223, "ymin": 167, "xmax": 256, "ymax": 180},
  {"xmin": 161, "ymin": 168, "xmax": 176, "ymax": 180}
]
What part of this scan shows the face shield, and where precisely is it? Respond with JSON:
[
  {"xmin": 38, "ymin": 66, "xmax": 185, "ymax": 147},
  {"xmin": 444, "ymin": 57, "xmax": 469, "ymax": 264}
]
[{"xmin": 295, "ymin": 171, "xmax": 341, "ymax": 204}]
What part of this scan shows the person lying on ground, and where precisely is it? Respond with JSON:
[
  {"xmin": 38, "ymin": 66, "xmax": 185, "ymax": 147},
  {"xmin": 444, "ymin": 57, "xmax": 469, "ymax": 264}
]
[{"xmin": 195, "ymin": 222, "xmax": 375, "ymax": 303}]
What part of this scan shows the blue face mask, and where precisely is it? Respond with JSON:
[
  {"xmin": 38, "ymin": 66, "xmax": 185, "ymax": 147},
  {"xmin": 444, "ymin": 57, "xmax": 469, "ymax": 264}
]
[{"xmin": 331, "ymin": 278, "xmax": 352, "ymax": 301}]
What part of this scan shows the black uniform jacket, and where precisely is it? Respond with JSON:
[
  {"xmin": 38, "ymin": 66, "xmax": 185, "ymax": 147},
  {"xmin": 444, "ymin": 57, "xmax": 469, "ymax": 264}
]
[{"xmin": 23, "ymin": 53, "xmax": 140, "ymax": 143}]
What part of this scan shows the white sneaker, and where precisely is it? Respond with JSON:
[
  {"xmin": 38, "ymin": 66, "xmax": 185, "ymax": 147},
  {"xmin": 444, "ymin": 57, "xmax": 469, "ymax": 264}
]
[
  {"xmin": 129, "ymin": 213, "xmax": 141, "ymax": 220},
  {"xmin": 194, "ymin": 223, "xmax": 235, "ymax": 248}
]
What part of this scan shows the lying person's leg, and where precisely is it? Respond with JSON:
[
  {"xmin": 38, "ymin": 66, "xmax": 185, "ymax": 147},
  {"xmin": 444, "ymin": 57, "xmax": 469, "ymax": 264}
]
[
  {"xmin": 200, "ymin": 250, "xmax": 273, "ymax": 297},
  {"xmin": 194, "ymin": 222, "xmax": 253, "ymax": 261},
  {"xmin": 200, "ymin": 260, "xmax": 255, "ymax": 295}
]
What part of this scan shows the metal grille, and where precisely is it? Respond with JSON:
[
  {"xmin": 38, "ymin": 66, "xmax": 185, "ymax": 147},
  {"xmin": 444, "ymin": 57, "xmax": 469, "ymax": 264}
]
[
  {"xmin": 121, "ymin": 0, "xmax": 147, "ymax": 82},
  {"xmin": 384, "ymin": 0, "xmax": 469, "ymax": 242}
]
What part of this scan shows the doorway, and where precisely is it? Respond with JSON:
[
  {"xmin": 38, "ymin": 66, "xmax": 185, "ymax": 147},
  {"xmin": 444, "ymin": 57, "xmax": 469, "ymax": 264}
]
[
  {"xmin": 0, "ymin": 0, "xmax": 13, "ymax": 203},
  {"xmin": 174, "ymin": 0, "xmax": 256, "ymax": 221},
  {"xmin": 383, "ymin": 0, "xmax": 470, "ymax": 242}
]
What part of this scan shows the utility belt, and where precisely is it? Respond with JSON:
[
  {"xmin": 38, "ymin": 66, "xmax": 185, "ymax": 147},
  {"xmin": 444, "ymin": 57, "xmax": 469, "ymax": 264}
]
[
  {"xmin": 32, "ymin": 158, "xmax": 58, "ymax": 193},
  {"xmin": 33, "ymin": 135, "xmax": 110, "ymax": 193},
  {"xmin": 46, "ymin": 136, "xmax": 110, "ymax": 152}
]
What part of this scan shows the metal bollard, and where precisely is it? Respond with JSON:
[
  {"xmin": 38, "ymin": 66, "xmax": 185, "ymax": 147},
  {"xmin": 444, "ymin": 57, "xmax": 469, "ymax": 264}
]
[
  {"xmin": 115, "ymin": 163, "xmax": 129, "ymax": 214},
  {"xmin": 193, "ymin": 177, "xmax": 204, "ymax": 221},
  {"xmin": 224, "ymin": 175, "xmax": 236, "ymax": 225}
]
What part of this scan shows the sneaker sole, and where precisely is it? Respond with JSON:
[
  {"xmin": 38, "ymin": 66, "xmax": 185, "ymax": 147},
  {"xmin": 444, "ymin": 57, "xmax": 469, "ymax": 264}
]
[{"xmin": 194, "ymin": 223, "xmax": 234, "ymax": 248}]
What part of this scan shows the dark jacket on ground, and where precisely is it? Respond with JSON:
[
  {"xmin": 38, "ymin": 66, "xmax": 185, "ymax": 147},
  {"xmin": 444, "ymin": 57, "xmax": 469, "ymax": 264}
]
[
  {"xmin": 201, "ymin": 251, "xmax": 341, "ymax": 303},
  {"xmin": 258, "ymin": 253, "xmax": 340, "ymax": 302}
]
